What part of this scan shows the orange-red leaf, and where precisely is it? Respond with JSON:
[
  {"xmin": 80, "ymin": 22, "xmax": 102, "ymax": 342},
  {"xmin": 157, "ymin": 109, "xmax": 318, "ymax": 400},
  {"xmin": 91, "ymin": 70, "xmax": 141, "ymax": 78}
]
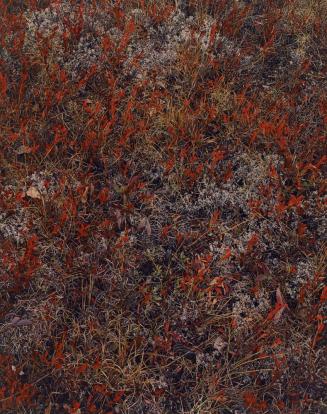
[{"xmin": 221, "ymin": 247, "xmax": 231, "ymax": 260}]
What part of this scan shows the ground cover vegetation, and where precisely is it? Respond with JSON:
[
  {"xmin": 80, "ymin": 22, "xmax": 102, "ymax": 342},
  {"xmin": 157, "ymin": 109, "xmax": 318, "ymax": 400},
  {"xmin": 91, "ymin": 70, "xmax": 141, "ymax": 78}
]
[{"xmin": 0, "ymin": 0, "xmax": 326, "ymax": 412}]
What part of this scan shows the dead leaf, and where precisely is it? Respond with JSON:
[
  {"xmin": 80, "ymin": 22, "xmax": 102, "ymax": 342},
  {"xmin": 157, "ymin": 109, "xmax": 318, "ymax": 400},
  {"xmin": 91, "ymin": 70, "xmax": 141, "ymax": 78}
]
[
  {"xmin": 44, "ymin": 404, "xmax": 52, "ymax": 414},
  {"xmin": 276, "ymin": 287, "xmax": 286, "ymax": 306},
  {"xmin": 115, "ymin": 209, "xmax": 122, "ymax": 229},
  {"xmin": 32, "ymin": 104, "xmax": 39, "ymax": 112},
  {"xmin": 137, "ymin": 218, "xmax": 152, "ymax": 236},
  {"xmin": 137, "ymin": 217, "xmax": 146, "ymax": 231},
  {"xmin": 26, "ymin": 186, "xmax": 42, "ymax": 200},
  {"xmin": 213, "ymin": 336, "xmax": 226, "ymax": 352},
  {"xmin": 157, "ymin": 81, "xmax": 166, "ymax": 88},
  {"xmin": 10, "ymin": 316, "xmax": 21, "ymax": 325},
  {"xmin": 89, "ymin": 183, "xmax": 95, "ymax": 197},
  {"xmin": 273, "ymin": 306, "xmax": 286, "ymax": 323},
  {"xmin": 266, "ymin": 287, "xmax": 289, "ymax": 323},
  {"xmin": 81, "ymin": 186, "xmax": 89, "ymax": 203},
  {"xmin": 16, "ymin": 145, "xmax": 32, "ymax": 155},
  {"xmin": 145, "ymin": 218, "xmax": 152, "ymax": 237},
  {"xmin": 16, "ymin": 319, "xmax": 32, "ymax": 326}
]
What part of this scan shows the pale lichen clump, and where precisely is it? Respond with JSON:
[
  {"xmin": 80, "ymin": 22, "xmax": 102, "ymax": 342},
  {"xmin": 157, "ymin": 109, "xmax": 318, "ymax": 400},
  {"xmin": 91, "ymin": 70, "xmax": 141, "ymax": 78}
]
[
  {"xmin": 0, "ymin": 185, "xmax": 30, "ymax": 245},
  {"xmin": 23, "ymin": 2, "xmax": 107, "ymax": 80},
  {"xmin": 177, "ymin": 152, "xmax": 282, "ymax": 219},
  {"xmin": 25, "ymin": 170, "xmax": 58, "ymax": 198},
  {"xmin": 0, "ymin": 209, "xmax": 29, "ymax": 246},
  {"xmin": 285, "ymin": 260, "xmax": 317, "ymax": 300},
  {"xmin": 231, "ymin": 283, "xmax": 271, "ymax": 334},
  {"xmin": 123, "ymin": 8, "xmax": 240, "ymax": 82},
  {"xmin": 23, "ymin": 4, "xmax": 240, "ymax": 84}
]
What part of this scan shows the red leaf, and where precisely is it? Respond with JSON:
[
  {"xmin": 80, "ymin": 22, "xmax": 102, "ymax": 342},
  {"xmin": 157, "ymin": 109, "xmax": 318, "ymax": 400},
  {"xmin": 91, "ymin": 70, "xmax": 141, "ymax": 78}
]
[
  {"xmin": 78, "ymin": 223, "xmax": 90, "ymax": 238},
  {"xmin": 98, "ymin": 188, "xmax": 110, "ymax": 204},
  {"xmin": 118, "ymin": 18, "xmax": 135, "ymax": 52},
  {"xmin": 211, "ymin": 150, "xmax": 225, "ymax": 166},
  {"xmin": 161, "ymin": 224, "xmax": 172, "ymax": 239},
  {"xmin": 269, "ymin": 163, "xmax": 278, "ymax": 179},
  {"xmin": 209, "ymin": 210, "xmax": 220, "ymax": 229},
  {"xmin": 276, "ymin": 287, "xmax": 286, "ymax": 306},
  {"xmin": 271, "ymin": 337, "xmax": 283, "ymax": 348},
  {"xmin": 165, "ymin": 158, "xmax": 175, "ymax": 173},
  {"xmin": 246, "ymin": 233, "xmax": 259, "ymax": 252},
  {"xmin": 113, "ymin": 390, "xmax": 124, "ymax": 403},
  {"xmin": 209, "ymin": 22, "xmax": 218, "ymax": 48},
  {"xmin": 75, "ymin": 363, "xmax": 88, "ymax": 374},
  {"xmin": 0, "ymin": 72, "xmax": 7, "ymax": 97},
  {"xmin": 221, "ymin": 247, "xmax": 231, "ymax": 260},
  {"xmin": 243, "ymin": 391, "xmax": 267, "ymax": 410},
  {"xmin": 315, "ymin": 155, "xmax": 327, "ymax": 169},
  {"xmin": 102, "ymin": 35, "xmax": 113, "ymax": 52},
  {"xmin": 297, "ymin": 222, "xmax": 307, "ymax": 237},
  {"xmin": 266, "ymin": 288, "xmax": 288, "ymax": 323},
  {"xmin": 243, "ymin": 391, "xmax": 256, "ymax": 407},
  {"xmin": 288, "ymin": 194, "xmax": 303, "ymax": 208},
  {"xmin": 320, "ymin": 286, "xmax": 327, "ymax": 302}
]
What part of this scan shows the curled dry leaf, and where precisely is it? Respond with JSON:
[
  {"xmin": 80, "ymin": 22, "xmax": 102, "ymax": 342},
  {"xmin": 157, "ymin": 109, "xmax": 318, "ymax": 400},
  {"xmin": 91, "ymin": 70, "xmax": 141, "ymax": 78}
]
[{"xmin": 26, "ymin": 186, "xmax": 42, "ymax": 199}]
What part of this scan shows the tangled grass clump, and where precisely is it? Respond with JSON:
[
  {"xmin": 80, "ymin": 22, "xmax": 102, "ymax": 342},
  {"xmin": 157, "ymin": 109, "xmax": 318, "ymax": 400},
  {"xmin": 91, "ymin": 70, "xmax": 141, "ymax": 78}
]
[{"xmin": 0, "ymin": 1, "xmax": 326, "ymax": 413}]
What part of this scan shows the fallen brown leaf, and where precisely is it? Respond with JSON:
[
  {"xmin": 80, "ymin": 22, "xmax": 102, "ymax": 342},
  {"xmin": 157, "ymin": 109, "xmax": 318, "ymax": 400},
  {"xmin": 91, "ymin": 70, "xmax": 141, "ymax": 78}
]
[
  {"xmin": 26, "ymin": 186, "xmax": 42, "ymax": 199},
  {"xmin": 16, "ymin": 145, "xmax": 32, "ymax": 155}
]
